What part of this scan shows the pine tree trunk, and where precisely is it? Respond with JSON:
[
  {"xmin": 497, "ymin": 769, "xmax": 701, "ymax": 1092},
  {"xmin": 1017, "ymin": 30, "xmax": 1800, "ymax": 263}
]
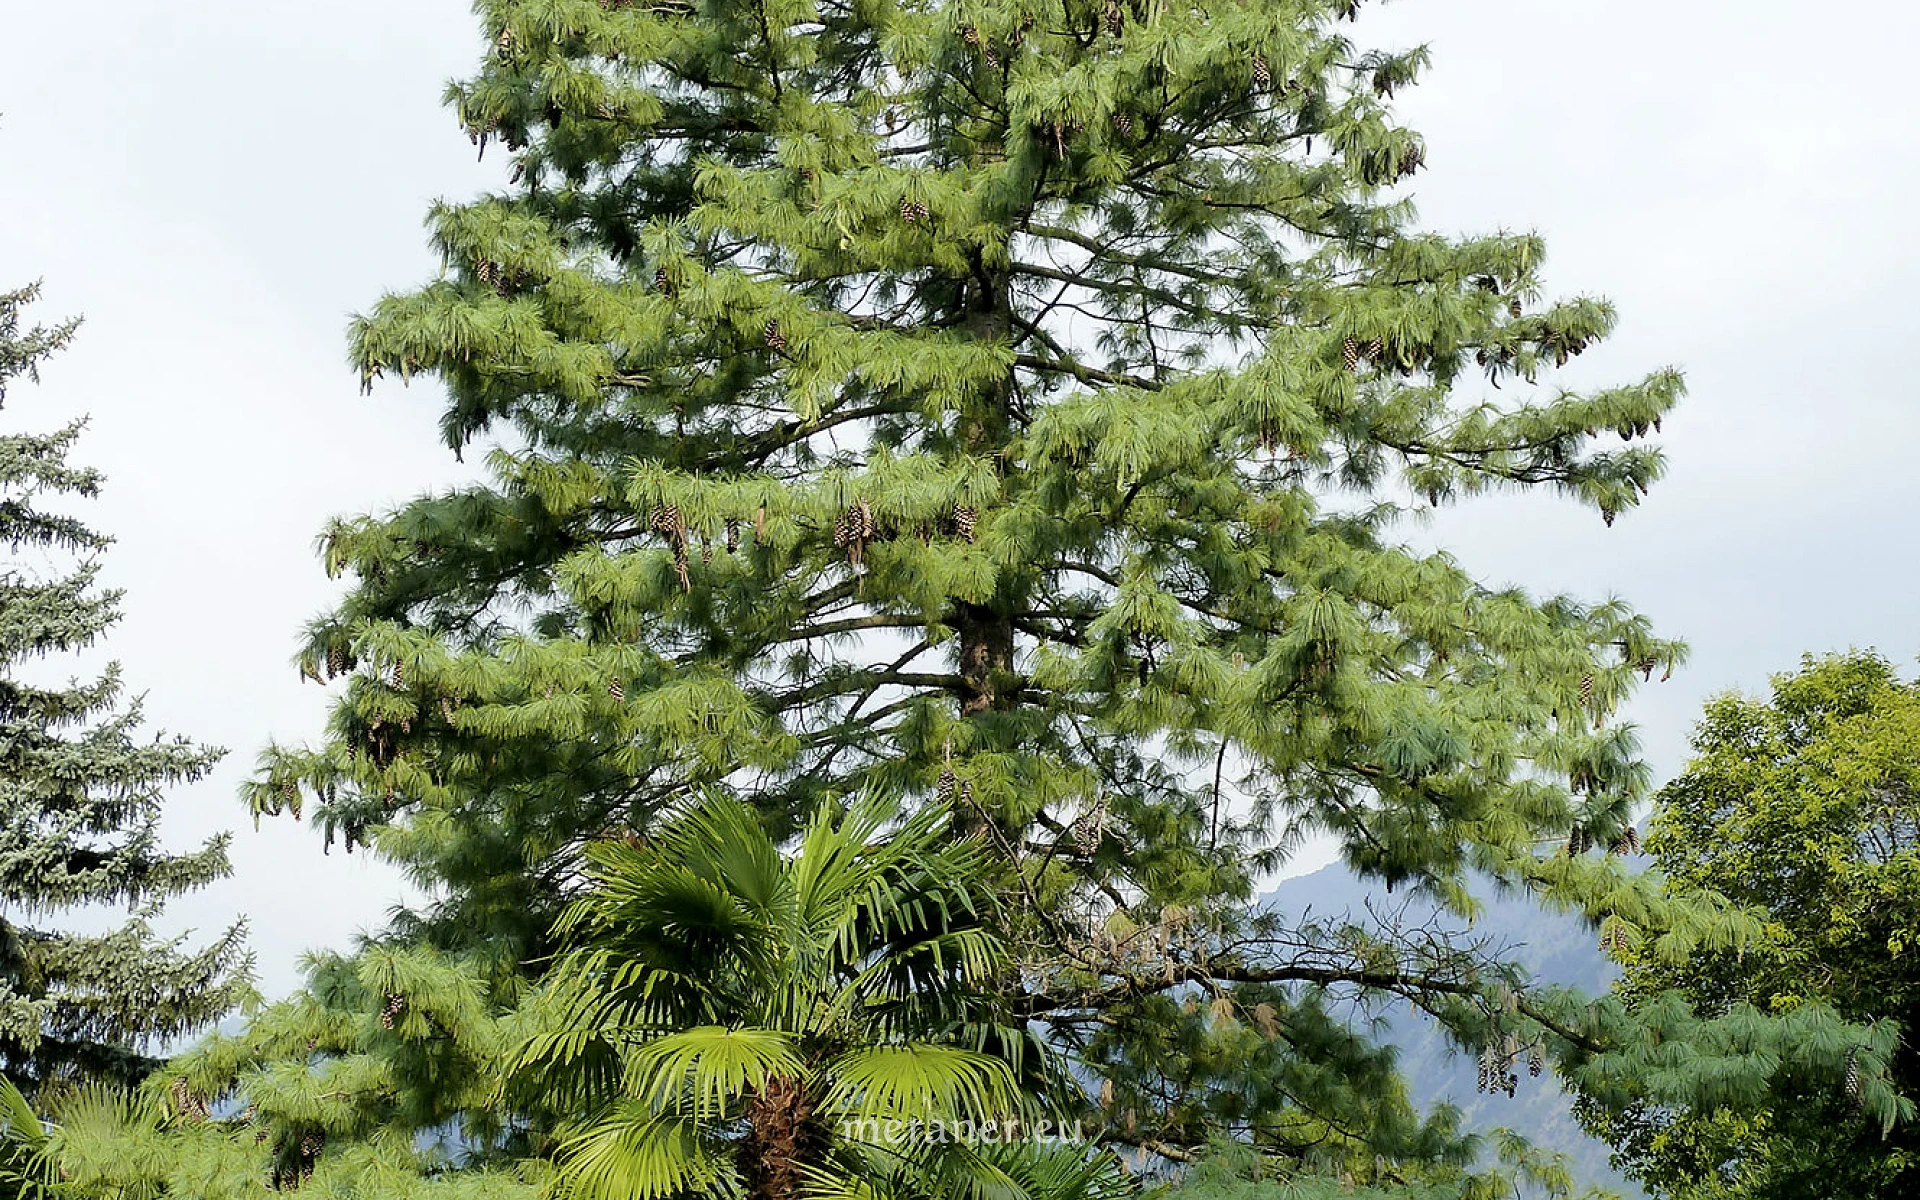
[
  {"xmin": 954, "ymin": 254, "xmax": 1017, "ymax": 718},
  {"xmin": 741, "ymin": 1075, "xmax": 812, "ymax": 1200},
  {"xmin": 957, "ymin": 600, "xmax": 1014, "ymax": 715}
]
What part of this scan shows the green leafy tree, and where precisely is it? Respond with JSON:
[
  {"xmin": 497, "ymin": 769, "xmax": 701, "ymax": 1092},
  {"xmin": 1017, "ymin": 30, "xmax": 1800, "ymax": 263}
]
[
  {"xmin": 0, "ymin": 283, "xmax": 248, "ymax": 1095},
  {"xmin": 511, "ymin": 789, "xmax": 1114, "ymax": 1200},
  {"xmin": 1580, "ymin": 653, "xmax": 1920, "ymax": 1198},
  {"xmin": 233, "ymin": 0, "xmax": 1896, "ymax": 1191}
]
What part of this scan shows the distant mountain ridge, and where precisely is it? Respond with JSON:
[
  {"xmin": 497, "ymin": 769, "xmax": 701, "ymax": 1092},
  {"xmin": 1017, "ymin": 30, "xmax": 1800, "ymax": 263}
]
[{"xmin": 1262, "ymin": 863, "xmax": 1646, "ymax": 1198}]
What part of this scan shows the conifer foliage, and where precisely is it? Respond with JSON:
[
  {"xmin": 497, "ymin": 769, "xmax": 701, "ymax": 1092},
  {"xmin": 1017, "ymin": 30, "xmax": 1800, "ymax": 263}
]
[
  {"xmin": 251, "ymin": 0, "xmax": 1894, "ymax": 1188},
  {"xmin": 0, "ymin": 284, "xmax": 247, "ymax": 1094}
]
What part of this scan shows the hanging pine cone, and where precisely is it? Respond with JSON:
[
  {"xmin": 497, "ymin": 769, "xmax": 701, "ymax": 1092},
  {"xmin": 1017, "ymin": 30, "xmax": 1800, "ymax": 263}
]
[
  {"xmin": 764, "ymin": 319, "xmax": 787, "ymax": 350},
  {"xmin": 327, "ymin": 644, "xmax": 347, "ymax": 679},
  {"xmin": 170, "ymin": 1077, "xmax": 208, "ymax": 1122},
  {"xmin": 1397, "ymin": 142, "xmax": 1425, "ymax": 178},
  {"xmin": 1363, "ymin": 338, "xmax": 1384, "ymax": 362},
  {"xmin": 1251, "ymin": 52, "xmax": 1272, "ymax": 90},
  {"xmin": 391, "ymin": 660, "xmax": 405, "ymax": 689},
  {"xmin": 1074, "ymin": 793, "xmax": 1109, "ymax": 856},
  {"xmin": 1579, "ymin": 673, "xmax": 1595, "ymax": 705},
  {"xmin": 608, "ymin": 677, "xmax": 625, "ymax": 702},
  {"xmin": 1602, "ymin": 507, "xmax": 1617, "ymax": 528},
  {"xmin": 1105, "ymin": 0, "xmax": 1124, "ymax": 36},
  {"xmin": 380, "ymin": 992, "xmax": 405, "ymax": 1030},
  {"xmin": 951, "ymin": 504, "xmax": 979, "ymax": 543},
  {"xmin": 725, "ymin": 518, "xmax": 740, "ymax": 553},
  {"xmin": 936, "ymin": 766, "xmax": 958, "ymax": 805},
  {"xmin": 440, "ymin": 696, "xmax": 459, "ymax": 725},
  {"xmin": 961, "ymin": 23, "xmax": 980, "ymax": 46},
  {"xmin": 1112, "ymin": 111, "xmax": 1134, "ymax": 136},
  {"xmin": 1343, "ymin": 337, "xmax": 1360, "ymax": 371},
  {"xmin": 1845, "ymin": 1047, "xmax": 1863, "ymax": 1106},
  {"xmin": 1509, "ymin": 296, "xmax": 1523, "ymax": 319},
  {"xmin": 650, "ymin": 503, "xmax": 684, "ymax": 538},
  {"xmin": 653, "ymin": 266, "xmax": 675, "ymax": 297},
  {"xmin": 1529, "ymin": 1044, "xmax": 1546, "ymax": 1077}
]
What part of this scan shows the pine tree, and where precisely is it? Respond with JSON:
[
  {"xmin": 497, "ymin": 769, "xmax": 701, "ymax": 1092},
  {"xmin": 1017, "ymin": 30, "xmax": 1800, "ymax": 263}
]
[
  {"xmin": 0, "ymin": 283, "xmax": 248, "ymax": 1095},
  {"xmin": 248, "ymin": 0, "xmax": 1895, "ymax": 1188}
]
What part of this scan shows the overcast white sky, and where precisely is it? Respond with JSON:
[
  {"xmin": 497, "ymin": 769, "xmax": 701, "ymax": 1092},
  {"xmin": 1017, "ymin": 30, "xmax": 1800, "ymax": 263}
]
[{"xmin": 2, "ymin": 1, "xmax": 1918, "ymax": 999}]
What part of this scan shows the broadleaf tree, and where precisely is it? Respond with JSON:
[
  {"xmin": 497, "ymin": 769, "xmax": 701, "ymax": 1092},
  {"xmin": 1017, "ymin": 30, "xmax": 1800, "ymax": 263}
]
[
  {"xmin": 227, "ymin": 0, "xmax": 1901, "ymax": 1191},
  {"xmin": 0, "ymin": 283, "xmax": 248, "ymax": 1096},
  {"xmin": 1578, "ymin": 653, "xmax": 1920, "ymax": 1198}
]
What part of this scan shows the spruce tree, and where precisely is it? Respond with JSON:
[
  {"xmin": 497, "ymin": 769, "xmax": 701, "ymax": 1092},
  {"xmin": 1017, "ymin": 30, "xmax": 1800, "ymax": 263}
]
[
  {"xmin": 0, "ymin": 283, "xmax": 248, "ymax": 1095},
  {"xmin": 236, "ymin": 0, "xmax": 1899, "ymax": 1189}
]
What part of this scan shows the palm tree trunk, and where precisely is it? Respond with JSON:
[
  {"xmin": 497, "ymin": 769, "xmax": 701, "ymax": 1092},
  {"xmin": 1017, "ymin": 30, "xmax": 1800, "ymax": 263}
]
[{"xmin": 742, "ymin": 1075, "xmax": 813, "ymax": 1200}]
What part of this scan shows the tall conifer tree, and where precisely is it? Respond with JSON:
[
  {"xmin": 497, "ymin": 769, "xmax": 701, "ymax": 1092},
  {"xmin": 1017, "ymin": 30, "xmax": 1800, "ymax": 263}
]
[
  {"xmin": 237, "ymin": 0, "xmax": 1901, "ymax": 1189},
  {"xmin": 0, "ymin": 284, "xmax": 248, "ymax": 1095}
]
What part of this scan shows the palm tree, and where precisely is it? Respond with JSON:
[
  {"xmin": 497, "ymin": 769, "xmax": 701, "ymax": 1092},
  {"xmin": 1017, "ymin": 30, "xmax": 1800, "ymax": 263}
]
[
  {"xmin": 510, "ymin": 790, "xmax": 1106, "ymax": 1200},
  {"xmin": 0, "ymin": 1075, "xmax": 54, "ymax": 1199}
]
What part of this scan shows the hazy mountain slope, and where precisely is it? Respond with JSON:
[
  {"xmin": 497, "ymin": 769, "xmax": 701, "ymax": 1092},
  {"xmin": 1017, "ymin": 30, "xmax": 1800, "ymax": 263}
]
[{"xmin": 1263, "ymin": 864, "xmax": 1645, "ymax": 1198}]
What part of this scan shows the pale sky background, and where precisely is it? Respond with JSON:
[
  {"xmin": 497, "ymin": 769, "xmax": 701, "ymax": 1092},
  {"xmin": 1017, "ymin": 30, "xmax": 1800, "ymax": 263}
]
[{"xmin": 1, "ymin": 1, "xmax": 1917, "ymax": 1000}]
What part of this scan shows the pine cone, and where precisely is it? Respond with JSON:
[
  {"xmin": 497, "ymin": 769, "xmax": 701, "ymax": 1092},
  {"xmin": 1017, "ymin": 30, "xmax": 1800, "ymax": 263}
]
[
  {"xmin": 1251, "ymin": 52, "xmax": 1272, "ymax": 89},
  {"xmin": 1529, "ymin": 1045, "xmax": 1546, "ymax": 1077},
  {"xmin": 1112, "ymin": 111, "xmax": 1134, "ymax": 136},
  {"xmin": 951, "ymin": 504, "xmax": 979, "ymax": 543},
  {"xmin": 1509, "ymin": 296, "xmax": 1523, "ymax": 319},
  {"xmin": 1105, "ymin": 0, "xmax": 1124, "ymax": 36},
  {"xmin": 327, "ymin": 644, "xmax": 347, "ymax": 679},
  {"xmin": 1074, "ymin": 793, "xmax": 1109, "ymax": 856},
  {"xmin": 608, "ymin": 677, "xmax": 625, "ymax": 702},
  {"xmin": 653, "ymin": 266, "xmax": 675, "ymax": 297},
  {"xmin": 725, "ymin": 518, "xmax": 740, "ymax": 553},
  {"xmin": 1343, "ymin": 337, "xmax": 1360, "ymax": 371},
  {"xmin": 764, "ymin": 319, "xmax": 787, "ymax": 350},
  {"xmin": 1845, "ymin": 1048, "xmax": 1863, "ymax": 1105},
  {"xmin": 936, "ymin": 766, "xmax": 957, "ymax": 805},
  {"xmin": 1579, "ymin": 673, "xmax": 1595, "ymax": 704},
  {"xmin": 650, "ymin": 503, "xmax": 684, "ymax": 538}
]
